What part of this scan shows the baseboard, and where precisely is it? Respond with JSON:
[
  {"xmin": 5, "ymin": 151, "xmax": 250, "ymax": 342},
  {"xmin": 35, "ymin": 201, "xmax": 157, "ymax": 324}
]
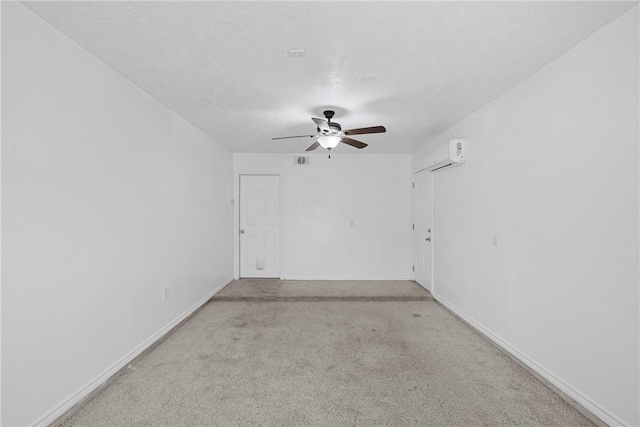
[
  {"xmin": 282, "ymin": 276, "xmax": 414, "ymax": 281},
  {"xmin": 412, "ymin": 279, "xmax": 432, "ymax": 293},
  {"xmin": 35, "ymin": 277, "xmax": 234, "ymax": 427},
  {"xmin": 433, "ymin": 292, "xmax": 624, "ymax": 427}
]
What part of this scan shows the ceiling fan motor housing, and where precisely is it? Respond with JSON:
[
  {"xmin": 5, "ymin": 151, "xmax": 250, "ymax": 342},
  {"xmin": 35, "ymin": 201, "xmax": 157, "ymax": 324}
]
[{"xmin": 318, "ymin": 122, "xmax": 342, "ymax": 134}]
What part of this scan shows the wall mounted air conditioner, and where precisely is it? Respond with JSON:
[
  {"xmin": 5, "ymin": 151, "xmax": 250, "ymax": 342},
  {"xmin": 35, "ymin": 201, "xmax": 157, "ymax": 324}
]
[{"xmin": 424, "ymin": 139, "xmax": 466, "ymax": 172}]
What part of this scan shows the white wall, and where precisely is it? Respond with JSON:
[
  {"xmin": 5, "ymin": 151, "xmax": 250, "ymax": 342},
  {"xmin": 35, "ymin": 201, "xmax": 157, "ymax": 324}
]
[
  {"xmin": 1, "ymin": 4, "xmax": 233, "ymax": 426},
  {"xmin": 413, "ymin": 7, "xmax": 639, "ymax": 426},
  {"xmin": 233, "ymin": 154, "xmax": 412, "ymax": 280}
]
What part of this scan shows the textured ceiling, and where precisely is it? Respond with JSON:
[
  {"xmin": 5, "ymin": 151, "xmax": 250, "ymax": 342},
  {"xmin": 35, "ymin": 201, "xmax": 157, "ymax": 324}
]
[{"xmin": 23, "ymin": 1, "xmax": 636, "ymax": 154}]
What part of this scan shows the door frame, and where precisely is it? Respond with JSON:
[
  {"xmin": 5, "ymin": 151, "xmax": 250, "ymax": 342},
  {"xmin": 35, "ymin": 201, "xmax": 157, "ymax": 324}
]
[{"xmin": 233, "ymin": 170, "xmax": 284, "ymax": 279}]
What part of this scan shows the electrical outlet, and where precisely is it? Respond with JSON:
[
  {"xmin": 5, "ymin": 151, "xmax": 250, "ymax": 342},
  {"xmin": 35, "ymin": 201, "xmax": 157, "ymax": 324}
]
[
  {"xmin": 492, "ymin": 234, "xmax": 499, "ymax": 247},
  {"xmin": 163, "ymin": 287, "xmax": 169, "ymax": 301}
]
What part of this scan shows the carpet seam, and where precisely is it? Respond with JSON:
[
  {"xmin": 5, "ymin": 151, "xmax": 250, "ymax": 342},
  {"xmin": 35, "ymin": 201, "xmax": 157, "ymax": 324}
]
[{"xmin": 211, "ymin": 296, "xmax": 432, "ymax": 302}]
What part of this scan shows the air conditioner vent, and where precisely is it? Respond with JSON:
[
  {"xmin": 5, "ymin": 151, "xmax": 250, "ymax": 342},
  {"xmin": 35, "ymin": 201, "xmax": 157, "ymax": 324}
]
[
  {"xmin": 294, "ymin": 156, "xmax": 309, "ymax": 166},
  {"xmin": 424, "ymin": 139, "xmax": 466, "ymax": 172}
]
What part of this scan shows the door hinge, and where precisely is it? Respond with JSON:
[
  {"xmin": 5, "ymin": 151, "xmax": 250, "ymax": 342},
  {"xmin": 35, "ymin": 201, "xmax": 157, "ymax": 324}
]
[
  {"xmin": 412, "ymin": 223, "xmax": 415, "ymax": 230},
  {"xmin": 412, "ymin": 182, "xmax": 415, "ymax": 189},
  {"xmin": 412, "ymin": 265, "xmax": 415, "ymax": 272}
]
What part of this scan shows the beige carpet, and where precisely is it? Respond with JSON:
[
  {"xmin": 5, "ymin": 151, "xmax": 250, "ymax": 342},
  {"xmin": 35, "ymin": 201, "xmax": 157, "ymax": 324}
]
[{"xmin": 59, "ymin": 280, "xmax": 593, "ymax": 426}]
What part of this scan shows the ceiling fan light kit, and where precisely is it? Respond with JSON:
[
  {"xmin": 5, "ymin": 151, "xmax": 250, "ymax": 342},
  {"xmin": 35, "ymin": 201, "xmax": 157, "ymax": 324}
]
[
  {"xmin": 317, "ymin": 135, "xmax": 341, "ymax": 149},
  {"xmin": 272, "ymin": 110, "xmax": 386, "ymax": 158}
]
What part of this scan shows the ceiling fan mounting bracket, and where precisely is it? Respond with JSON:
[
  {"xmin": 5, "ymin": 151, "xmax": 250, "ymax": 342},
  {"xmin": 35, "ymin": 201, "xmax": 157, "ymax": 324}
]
[{"xmin": 323, "ymin": 110, "xmax": 335, "ymax": 121}]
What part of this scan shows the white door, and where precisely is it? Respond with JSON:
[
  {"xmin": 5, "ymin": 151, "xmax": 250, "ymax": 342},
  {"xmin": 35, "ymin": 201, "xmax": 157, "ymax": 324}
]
[
  {"xmin": 412, "ymin": 170, "xmax": 432, "ymax": 290},
  {"xmin": 240, "ymin": 175, "xmax": 280, "ymax": 278}
]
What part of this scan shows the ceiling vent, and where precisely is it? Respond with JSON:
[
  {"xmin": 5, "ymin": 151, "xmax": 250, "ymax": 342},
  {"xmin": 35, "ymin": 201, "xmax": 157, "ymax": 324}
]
[{"xmin": 294, "ymin": 156, "xmax": 309, "ymax": 166}]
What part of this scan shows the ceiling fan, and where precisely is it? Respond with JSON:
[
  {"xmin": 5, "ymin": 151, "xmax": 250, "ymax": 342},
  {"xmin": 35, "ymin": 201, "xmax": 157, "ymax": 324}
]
[{"xmin": 272, "ymin": 110, "xmax": 386, "ymax": 157}]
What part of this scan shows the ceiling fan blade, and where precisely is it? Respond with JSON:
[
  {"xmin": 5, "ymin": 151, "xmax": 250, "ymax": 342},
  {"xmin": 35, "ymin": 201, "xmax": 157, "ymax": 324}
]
[
  {"xmin": 305, "ymin": 141, "xmax": 320, "ymax": 151},
  {"xmin": 341, "ymin": 137, "xmax": 368, "ymax": 149},
  {"xmin": 272, "ymin": 134, "xmax": 316, "ymax": 140},
  {"xmin": 343, "ymin": 126, "xmax": 386, "ymax": 136},
  {"xmin": 312, "ymin": 117, "xmax": 331, "ymax": 133}
]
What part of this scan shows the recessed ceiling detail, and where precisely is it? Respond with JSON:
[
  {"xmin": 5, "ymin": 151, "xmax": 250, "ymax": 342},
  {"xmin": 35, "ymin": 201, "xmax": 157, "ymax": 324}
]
[{"xmin": 22, "ymin": 1, "xmax": 636, "ymax": 154}]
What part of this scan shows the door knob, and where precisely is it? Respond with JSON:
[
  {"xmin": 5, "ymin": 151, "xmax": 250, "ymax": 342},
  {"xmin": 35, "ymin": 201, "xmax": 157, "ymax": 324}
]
[
  {"xmin": 240, "ymin": 229, "xmax": 245, "ymax": 234},
  {"xmin": 425, "ymin": 237, "xmax": 431, "ymax": 242}
]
